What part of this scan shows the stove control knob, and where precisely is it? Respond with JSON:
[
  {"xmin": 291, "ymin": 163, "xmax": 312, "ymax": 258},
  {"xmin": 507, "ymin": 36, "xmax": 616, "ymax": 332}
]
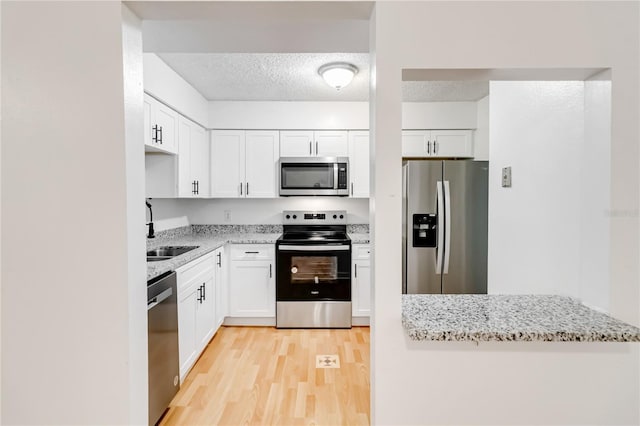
[
  {"xmin": 339, "ymin": 214, "xmax": 344, "ymax": 219},
  {"xmin": 285, "ymin": 214, "xmax": 291, "ymax": 219},
  {"xmin": 292, "ymin": 214, "xmax": 297, "ymax": 219},
  {"xmin": 333, "ymin": 214, "xmax": 337, "ymax": 219}
]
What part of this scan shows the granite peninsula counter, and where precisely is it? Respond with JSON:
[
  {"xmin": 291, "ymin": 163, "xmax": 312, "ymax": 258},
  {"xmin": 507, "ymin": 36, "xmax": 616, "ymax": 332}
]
[{"xmin": 402, "ymin": 294, "xmax": 640, "ymax": 343}]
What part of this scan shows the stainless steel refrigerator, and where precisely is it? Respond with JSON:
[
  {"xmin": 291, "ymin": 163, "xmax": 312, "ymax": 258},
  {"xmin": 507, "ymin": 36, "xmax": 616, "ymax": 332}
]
[{"xmin": 402, "ymin": 160, "xmax": 488, "ymax": 294}]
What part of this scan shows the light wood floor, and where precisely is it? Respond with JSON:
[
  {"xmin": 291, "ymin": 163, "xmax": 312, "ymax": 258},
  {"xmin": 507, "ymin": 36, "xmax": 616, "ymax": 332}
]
[{"xmin": 160, "ymin": 326, "xmax": 370, "ymax": 426}]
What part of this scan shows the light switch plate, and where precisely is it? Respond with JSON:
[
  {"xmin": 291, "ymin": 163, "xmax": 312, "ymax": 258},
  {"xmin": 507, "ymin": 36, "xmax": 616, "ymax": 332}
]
[{"xmin": 502, "ymin": 167, "xmax": 512, "ymax": 187}]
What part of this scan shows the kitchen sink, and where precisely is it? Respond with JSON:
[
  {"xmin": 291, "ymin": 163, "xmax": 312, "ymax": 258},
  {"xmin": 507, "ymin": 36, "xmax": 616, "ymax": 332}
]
[{"xmin": 147, "ymin": 246, "xmax": 199, "ymax": 262}]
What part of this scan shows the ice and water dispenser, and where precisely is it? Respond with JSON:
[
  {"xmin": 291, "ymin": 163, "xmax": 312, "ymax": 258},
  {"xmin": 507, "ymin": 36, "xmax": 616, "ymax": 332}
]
[{"xmin": 412, "ymin": 214, "xmax": 437, "ymax": 247}]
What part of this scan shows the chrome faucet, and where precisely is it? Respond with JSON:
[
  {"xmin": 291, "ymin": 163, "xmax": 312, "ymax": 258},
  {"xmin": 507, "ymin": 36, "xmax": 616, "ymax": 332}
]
[{"xmin": 146, "ymin": 200, "xmax": 155, "ymax": 239}]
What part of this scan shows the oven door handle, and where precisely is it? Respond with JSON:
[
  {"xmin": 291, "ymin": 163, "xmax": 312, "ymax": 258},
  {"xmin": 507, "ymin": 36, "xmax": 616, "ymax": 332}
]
[{"xmin": 278, "ymin": 245, "xmax": 350, "ymax": 252}]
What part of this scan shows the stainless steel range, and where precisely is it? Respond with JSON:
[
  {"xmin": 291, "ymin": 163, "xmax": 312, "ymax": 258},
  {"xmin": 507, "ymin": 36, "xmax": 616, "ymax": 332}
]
[{"xmin": 276, "ymin": 210, "xmax": 352, "ymax": 328}]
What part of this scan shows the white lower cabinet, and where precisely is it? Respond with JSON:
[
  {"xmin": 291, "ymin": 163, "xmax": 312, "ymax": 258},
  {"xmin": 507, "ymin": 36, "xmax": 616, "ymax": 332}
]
[
  {"xmin": 352, "ymin": 244, "xmax": 371, "ymax": 321},
  {"xmin": 213, "ymin": 247, "xmax": 227, "ymax": 328},
  {"xmin": 176, "ymin": 253, "xmax": 216, "ymax": 383},
  {"xmin": 228, "ymin": 244, "xmax": 275, "ymax": 321}
]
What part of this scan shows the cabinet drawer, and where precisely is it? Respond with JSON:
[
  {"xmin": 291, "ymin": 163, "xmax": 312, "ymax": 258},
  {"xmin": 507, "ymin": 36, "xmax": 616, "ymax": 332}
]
[
  {"xmin": 230, "ymin": 244, "xmax": 273, "ymax": 261},
  {"xmin": 353, "ymin": 245, "xmax": 371, "ymax": 260},
  {"xmin": 176, "ymin": 252, "xmax": 214, "ymax": 290}
]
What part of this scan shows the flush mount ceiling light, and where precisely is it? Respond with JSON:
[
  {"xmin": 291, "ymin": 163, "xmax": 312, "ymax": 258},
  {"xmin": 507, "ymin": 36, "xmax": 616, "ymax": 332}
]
[{"xmin": 318, "ymin": 62, "xmax": 359, "ymax": 91}]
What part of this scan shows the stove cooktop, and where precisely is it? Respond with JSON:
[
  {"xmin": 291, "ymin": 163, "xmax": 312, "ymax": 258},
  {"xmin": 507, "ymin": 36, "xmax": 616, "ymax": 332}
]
[{"xmin": 278, "ymin": 231, "xmax": 350, "ymax": 243}]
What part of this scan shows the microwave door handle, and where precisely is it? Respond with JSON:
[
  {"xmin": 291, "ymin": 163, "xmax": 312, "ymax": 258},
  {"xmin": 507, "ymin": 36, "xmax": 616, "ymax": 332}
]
[{"xmin": 334, "ymin": 163, "xmax": 339, "ymax": 189}]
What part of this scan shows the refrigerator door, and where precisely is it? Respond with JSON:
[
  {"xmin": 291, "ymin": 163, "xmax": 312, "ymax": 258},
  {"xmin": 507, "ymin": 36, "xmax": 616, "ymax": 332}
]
[
  {"xmin": 441, "ymin": 160, "xmax": 488, "ymax": 294},
  {"xmin": 404, "ymin": 160, "xmax": 444, "ymax": 294}
]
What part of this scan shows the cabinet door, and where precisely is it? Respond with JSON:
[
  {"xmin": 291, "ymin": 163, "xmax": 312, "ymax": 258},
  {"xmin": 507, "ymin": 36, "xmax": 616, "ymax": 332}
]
[
  {"xmin": 348, "ymin": 131, "xmax": 370, "ymax": 197},
  {"xmin": 143, "ymin": 94, "xmax": 153, "ymax": 148},
  {"xmin": 245, "ymin": 131, "xmax": 279, "ymax": 198},
  {"xmin": 154, "ymin": 101, "xmax": 178, "ymax": 154},
  {"xmin": 177, "ymin": 118, "xmax": 193, "ymax": 197},
  {"xmin": 315, "ymin": 131, "xmax": 348, "ymax": 157},
  {"xmin": 196, "ymin": 278, "xmax": 215, "ymax": 352},
  {"xmin": 402, "ymin": 130, "xmax": 429, "ymax": 157},
  {"xmin": 353, "ymin": 260, "xmax": 371, "ymax": 317},
  {"xmin": 214, "ymin": 248, "xmax": 227, "ymax": 329},
  {"xmin": 229, "ymin": 260, "xmax": 275, "ymax": 317},
  {"xmin": 430, "ymin": 130, "xmax": 473, "ymax": 158},
  {"xmin": 177, "ymin": 286, "xmax": 198, "ymax": 382},
  {"xmin": 211, "ymin": 130, "xmax": 245, "ymax": 197},
  {"xmin": 190, "ymin": 124, "xmax": 210, "ymax": 197},
  {"xmin": 280, "ymin": 131, "xmax": 314, "ymax": 157}
]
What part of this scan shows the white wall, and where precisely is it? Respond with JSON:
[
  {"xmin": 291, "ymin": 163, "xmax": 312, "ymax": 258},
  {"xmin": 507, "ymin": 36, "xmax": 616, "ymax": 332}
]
[
  {"xmin": 208, "ymin": 100, "xmax": 477, "ymax": 130},
  {"xmin": 122, "ymin": 5, "xmax": 148, "ymax": 425},
  {"xmin": 209, "ymin": 101, "xmax": 369, "ymax": 129},
  {"xmin": 2, "ymin": 2, "xmax": 145, "ymax": 424},
  {"xmin": 581, "ymin": 73, "xmax": 612, "ymax": 311},
  {"xmin": 487, "ymin": 81, "xmax": 584, "ymax": 298},
  {"xmin": 473, "ymin": 95, "xmax": 489, "ymax": 160},
  {"xmin": 150, "ymin": 198, "xmax": 369, "ymax": 227},
  {"xmin": 370, "ymin": 2, "xmax": 639, "ymax": 425},
  {"xmin": 143, "ymin": 53, "xmax": 209, "ymax": 126},
  {"xmin": 402, "ymin": 101, "xmax": 476, "ymax": 129}
]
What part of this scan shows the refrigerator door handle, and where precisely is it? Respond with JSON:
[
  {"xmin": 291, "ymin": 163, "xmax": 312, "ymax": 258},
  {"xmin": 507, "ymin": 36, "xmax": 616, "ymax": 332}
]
[
  {"xmin": 443, "ymin": 180, "xmax": 451, "ymax": 274},
  {"xmin": 435, "ymin": 181, "xmax": 444, "ymax": 274}
]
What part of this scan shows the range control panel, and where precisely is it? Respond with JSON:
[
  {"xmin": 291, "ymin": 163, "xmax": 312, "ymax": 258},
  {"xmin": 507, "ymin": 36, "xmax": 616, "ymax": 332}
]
[
  {"xmin": 283, "ymin": 210, "xmax": 347, "ymax": 225},
  {"xmin": 413, "ymin": 213, "xmax": 437, "ymax": 247}
]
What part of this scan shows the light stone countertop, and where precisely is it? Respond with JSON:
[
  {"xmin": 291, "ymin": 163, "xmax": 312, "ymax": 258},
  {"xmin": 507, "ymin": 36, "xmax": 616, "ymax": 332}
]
[
  {"xmin": 146, "ymin": 225, "xmax": 370, "ymax": 281},
  {"xmin": 146, "ymin": 228, "xmax": 281, "ymax": 281},
  {"xmin": 402, "ymin": 294, "xmax": 640, "ymax": 343}
]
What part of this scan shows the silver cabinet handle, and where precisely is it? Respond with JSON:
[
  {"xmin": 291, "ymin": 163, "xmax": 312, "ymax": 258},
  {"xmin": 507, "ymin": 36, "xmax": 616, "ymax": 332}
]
[
  {"xmin": 269, "ymin": 264, "xmax": 272, "ymax": 278},
  {"xmin": 246, "ymin": 182, "xmax": 249, "ymax": 196},
  {"xmin": 315, "ymin": 141, "xmax": 318, "ymax": 155},
  {"xmin": 351, "ymin": 182, "xmax": 354, "ymax": 196},
  {"xmin": 355, "ymin": 263, "xmax": 358, "ymax": 278},
  {"xmin": 309, "ymin": 141, "xmax": 312, "ymax": 155},
  {"xmin": 240, "ymin": 182, "xmax": 243, "ymax": 196},
  {"xmin": 427, "ymin": 140, "xmax": 431, "ymax": 154},
  {"xmin": 434, "ymin": 141, "xmax": 438, "ymax": 154}
]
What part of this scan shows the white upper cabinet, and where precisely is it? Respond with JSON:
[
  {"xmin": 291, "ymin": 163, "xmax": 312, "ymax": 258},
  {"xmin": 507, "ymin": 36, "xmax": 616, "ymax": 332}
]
[
  {"xmin": 210, "ymin": 130, "xmax": 244, "ymax": 197},
  {"xmin": 211, "ymin": 130, "xmax": 278, "ymax": 198},
  {"xmin": 178, "ymin": 117, "xmax": 210, "ymax": 198},
  {"xmin": 402, "ymin": 130, "xmax": 473, "ymax": 158},
  {"xmin": 245, "ymin": 131, "xmax": 279, "ymax": 198},
  {"xmin": 279, "ymin": 131, "xmax": 314, "ymax": 157},
  {"xmin": 314, "ymin": 131, "xmax": 349, "ymax": 157},
  {"xmin": 348, "ymin": 131, "xmax": 370, "ymax": 198},
  {"xmin": 144, "ymin": 93, "xmax": 178, "ymax": 154},
  {"xmin": 280, "ymin": 130, "xmax": 348, "ymax": 157}
]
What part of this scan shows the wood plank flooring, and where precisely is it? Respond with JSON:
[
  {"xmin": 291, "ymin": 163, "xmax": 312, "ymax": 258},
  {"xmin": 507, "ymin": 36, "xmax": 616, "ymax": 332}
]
[{"xmin": 160, "ymin": 326, "xmax": 370, "ymax": 426}]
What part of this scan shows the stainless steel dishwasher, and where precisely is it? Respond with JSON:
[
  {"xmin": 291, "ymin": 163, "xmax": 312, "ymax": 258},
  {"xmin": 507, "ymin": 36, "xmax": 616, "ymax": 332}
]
[{"xmin": 147, "ymin": 271, "xmax": 179, "ymax": 426}]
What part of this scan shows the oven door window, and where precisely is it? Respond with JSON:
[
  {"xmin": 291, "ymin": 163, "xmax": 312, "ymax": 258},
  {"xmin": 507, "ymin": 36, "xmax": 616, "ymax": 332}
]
[
  {"xmin": 281, "ymin": 164, "xmax": 335, "ymax": 189},
  {"xmin": 290, "ymin": 256, "xmax": 338, "ymax": 284}
]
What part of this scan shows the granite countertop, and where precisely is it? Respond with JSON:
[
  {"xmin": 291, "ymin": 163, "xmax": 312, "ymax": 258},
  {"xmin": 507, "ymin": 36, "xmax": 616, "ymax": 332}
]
[
  {"xmin": 402, "ymin": 294, "xmax": 640, "ymax": 343},
  {"xmin": 348, "ymin": 233, "xmax": 370, "ymax": 244},
  {"xmin": 147, "ymin": 224, "xmax": 370, "ymax": 280},
  {"xmin": 146, "ymin": 225, "xmax": 282, "ymax": 281}
]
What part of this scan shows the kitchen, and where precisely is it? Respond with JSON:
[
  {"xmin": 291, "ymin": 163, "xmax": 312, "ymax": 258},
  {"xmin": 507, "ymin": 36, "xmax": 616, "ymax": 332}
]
[{"xmin": 3, "ymin": 2, "xmax": 640, "ymax": 426}]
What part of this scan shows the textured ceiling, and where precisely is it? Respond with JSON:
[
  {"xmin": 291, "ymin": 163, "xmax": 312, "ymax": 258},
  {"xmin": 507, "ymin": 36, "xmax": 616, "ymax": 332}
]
[
  {"xmin": 157, "ymin": 53, "xmax": 493, "ymax": 102},
  {"xmin": 158, "ymin": 53, "xmax": 371, "ymax": 101}
]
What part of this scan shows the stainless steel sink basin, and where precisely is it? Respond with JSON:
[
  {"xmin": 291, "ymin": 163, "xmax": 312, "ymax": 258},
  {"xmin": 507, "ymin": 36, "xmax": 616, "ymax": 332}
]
[{"xmin": 147, "ymin": 246, "xmax": 198, "ymax": 262}]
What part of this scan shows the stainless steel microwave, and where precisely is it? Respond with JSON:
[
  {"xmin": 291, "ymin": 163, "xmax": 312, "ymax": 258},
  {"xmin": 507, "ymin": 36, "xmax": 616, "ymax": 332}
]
[{"xmin": 279, "ymin": 157, "xmax": 349, "ymax": 196}]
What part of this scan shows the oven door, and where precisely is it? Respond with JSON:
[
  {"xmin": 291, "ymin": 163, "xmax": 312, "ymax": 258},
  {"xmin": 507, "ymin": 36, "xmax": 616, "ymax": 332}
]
[{"xmin": 276, "ymin": 244, "xmax": 351, "ymax": 301}]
